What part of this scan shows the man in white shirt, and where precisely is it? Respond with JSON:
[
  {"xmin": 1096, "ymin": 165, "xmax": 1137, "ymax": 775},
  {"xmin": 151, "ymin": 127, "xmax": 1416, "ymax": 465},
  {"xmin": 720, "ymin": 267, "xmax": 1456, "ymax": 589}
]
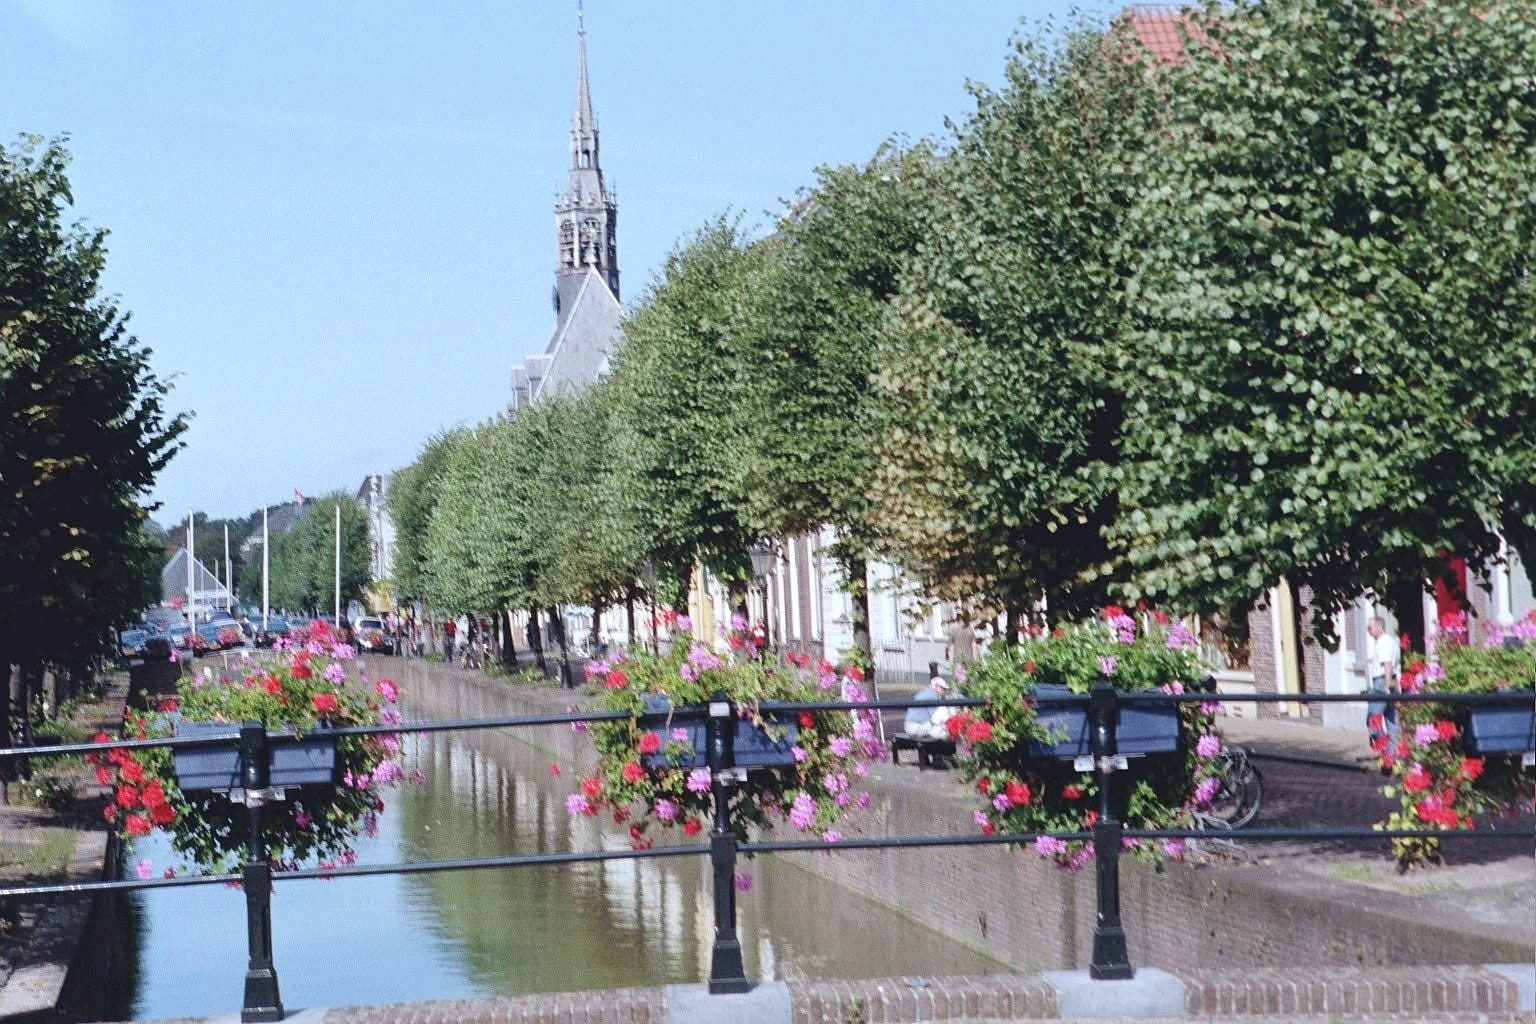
[{"xmin": 1364, "ymin": 615, "xmax": 1400, "ymax": 740}]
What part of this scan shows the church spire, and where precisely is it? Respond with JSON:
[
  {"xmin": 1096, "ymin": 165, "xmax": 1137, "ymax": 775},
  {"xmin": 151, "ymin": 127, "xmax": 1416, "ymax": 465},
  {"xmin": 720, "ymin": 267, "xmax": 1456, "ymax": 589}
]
[
  {"xmin": 571, "ymin": 2, "xmax": 597, "ymax": 171},
  {"xmin": 555, "ymin": 1, "xmax": 619, "ymax": 321}
]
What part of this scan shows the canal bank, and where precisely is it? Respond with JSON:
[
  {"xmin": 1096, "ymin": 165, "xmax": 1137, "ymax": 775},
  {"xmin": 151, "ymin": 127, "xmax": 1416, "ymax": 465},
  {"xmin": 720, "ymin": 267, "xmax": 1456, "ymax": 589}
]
[{"xmin": 392, "ymin": 656, "xmax": 1534, "ymax": 974}]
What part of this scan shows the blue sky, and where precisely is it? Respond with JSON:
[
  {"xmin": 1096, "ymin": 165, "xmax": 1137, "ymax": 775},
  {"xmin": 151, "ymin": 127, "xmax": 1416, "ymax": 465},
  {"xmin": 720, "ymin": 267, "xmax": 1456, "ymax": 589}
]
[{"xmin": 4, "ymin": 0, "xmax": 1099, "ymax": 522}]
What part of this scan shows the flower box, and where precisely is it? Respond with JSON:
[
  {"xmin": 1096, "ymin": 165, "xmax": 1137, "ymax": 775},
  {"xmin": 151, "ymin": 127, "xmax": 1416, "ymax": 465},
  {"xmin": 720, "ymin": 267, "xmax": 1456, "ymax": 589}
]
[
  {"xmin": 1465, "ymin": 696, "xmax": 1535, "ymax": 755},
  {"xmin": 1022, "ymin": 683, "xmax": 1180, "ymax": 760},
  {"xmin": 173, "ymin": 721, "xmax": 339, "ymax": 792},
  {"xmin": 639, "ymin": 695, "xmax": 799, "ymax": 770}
]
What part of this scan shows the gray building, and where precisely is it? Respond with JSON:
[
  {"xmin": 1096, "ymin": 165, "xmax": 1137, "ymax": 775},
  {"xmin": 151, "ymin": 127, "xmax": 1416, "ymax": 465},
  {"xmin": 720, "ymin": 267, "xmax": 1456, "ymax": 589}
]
[{"xmin": 511, "ymin": 12, "xmax": 623, "ymax": 409}]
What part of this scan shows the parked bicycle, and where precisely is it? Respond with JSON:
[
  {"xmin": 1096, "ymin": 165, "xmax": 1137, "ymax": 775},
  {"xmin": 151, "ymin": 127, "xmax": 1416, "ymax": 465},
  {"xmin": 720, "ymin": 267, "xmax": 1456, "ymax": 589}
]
[{"xmin": 1205, "ymin": 745, "xmax": 1263, "ymax": 829}]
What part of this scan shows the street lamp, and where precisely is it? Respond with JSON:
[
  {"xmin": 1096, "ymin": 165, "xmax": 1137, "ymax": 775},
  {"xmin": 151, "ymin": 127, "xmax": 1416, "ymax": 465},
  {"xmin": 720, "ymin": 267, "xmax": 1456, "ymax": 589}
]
[
  {"xmin": 641, "ymin": 560, "xmax": 659, "ymax": 655},
  {"xmin": 749, "ymin": 541, "xmax": 777, "ymax": 654}
]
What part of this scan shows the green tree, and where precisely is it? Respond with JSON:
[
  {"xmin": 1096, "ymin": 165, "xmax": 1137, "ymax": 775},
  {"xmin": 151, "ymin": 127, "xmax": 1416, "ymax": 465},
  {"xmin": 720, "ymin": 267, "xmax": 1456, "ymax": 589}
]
[
  {"xmin": 729, "ymin": 144, "xmax": 939, "ymax": 664},
  {"xmin": 388, "ymin": 430, "xmax": 468, "ymax": 604},
  {"xmin": 1111, "ymin": 0, "xmax": 1536, "ymax": 640},
  {"xmin": 267, "ymin": 494, "xmax": 369, "ymax": 614},
  {"xmin": 866, "ymin": 21, "xmax": 1160, "ymax": 623},
  {"xmin": 1, "ymin": 136, "xmax": 186, "ymax": 753},
  {"xmin": 607, "ymin": 219, "xmax": 766, "ymax": 594}
]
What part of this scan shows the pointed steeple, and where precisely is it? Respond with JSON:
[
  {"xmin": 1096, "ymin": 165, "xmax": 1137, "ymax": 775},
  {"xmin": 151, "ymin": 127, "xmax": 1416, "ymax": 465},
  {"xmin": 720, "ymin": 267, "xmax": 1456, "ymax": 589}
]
[
  {"xmin": 555, "ymin": 1, "xmax": 619, "ymax": 323},
  {"xmin": 571, "ymin": 3, "xmax": 598, "ymax": 171}
]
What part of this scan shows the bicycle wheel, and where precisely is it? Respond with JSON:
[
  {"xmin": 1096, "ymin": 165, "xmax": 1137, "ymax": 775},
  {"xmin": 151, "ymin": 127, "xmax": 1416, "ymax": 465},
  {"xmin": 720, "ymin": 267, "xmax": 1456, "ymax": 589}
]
[{"xmin": 1207, "ymin": 753, "xmax": 1263, "ymax": 828}]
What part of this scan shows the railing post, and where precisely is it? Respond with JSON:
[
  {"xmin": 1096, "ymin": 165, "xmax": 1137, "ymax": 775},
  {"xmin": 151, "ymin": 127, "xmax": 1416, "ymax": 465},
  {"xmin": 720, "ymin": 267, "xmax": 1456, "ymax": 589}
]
[
  {"xmin": 706, "ymin": 693, "xmax": 750, "ymax": 994},
  {"xmin": 238, "ymin": 721, "xmax": 284, "ymax": 1022},
  {"xmin": 1088, "ymin": 680, "xmax": 1134, "ymax": 980}
]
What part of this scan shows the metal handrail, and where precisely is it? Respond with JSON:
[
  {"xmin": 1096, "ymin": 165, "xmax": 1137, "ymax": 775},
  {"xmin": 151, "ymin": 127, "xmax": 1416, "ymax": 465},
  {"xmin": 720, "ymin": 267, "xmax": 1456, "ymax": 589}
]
[{"xmin": 0, "ymin": 685, "xmax": 1531, "ymax": 1017}]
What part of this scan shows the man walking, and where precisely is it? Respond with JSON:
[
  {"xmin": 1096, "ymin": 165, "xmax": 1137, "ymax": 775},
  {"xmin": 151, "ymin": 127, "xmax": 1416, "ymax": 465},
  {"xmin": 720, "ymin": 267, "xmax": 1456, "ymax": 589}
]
[{"xmin": 1365, "ymin": 614, "xmax": 1400, "ymax": 742}]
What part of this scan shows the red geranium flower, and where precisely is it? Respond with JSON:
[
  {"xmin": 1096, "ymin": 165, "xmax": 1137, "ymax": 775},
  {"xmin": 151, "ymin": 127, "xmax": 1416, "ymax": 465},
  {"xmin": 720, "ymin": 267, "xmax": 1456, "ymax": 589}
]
[
  {"xmin": 124, "ymin": 814, "xmax": 151, "ymax": 837},
  {"xmin": 548, "ymin": 763, "xmax": 561, "ymax": 778},
  {"xmin": 1435, "ymin": 720, "xmax": 1457, "ymax": 741},
  {"xmin": 311, "ymin": 693, "xmax": 339, "ymax": 716},
  {"xmin": 120, "ymin": 760, "xmax": 145, "ymax": 785},
  {"xmin": 964, "ymin": 719, "xmax": 993, "ymax": 744},
  {"xmin": 1062, "ymin": 785, "xmax": 1082, "ymax": 801},
  {"xmin": 605, "ymin": 668, "xmax": 628, "ymax": 690},
  {"xmin": 638, "ymin": 732, "xmax": 662, "ymax": 755},
  {"xmin": 799, "ymin": 712, "xmax": 815, "ymax": 729},
  {"xmin": 149, "ymin": 803, "xmax": 176, "ymax": 826},
  {"xmin": 116, "ymin": 785, "xmax": 140, "ymax": 808},
  {"xmin": 581, "ymin": 776, "xmax": 602, "ymax": 797},
  {"xmin": 1004, "ymin": 781, "xmax": 1031, "ymax": 806},
  {"xmin": 683, "ymin": 819, "xmax": 702, "ymax": 836},
  {"xmin": 1461, "ymin": 757, "xmax": 1485, "ymax": 781},
  {"xmin": 157, "ymin": 698, "xmax": 179, "ymax": 713},
  {"xmin": 1403, "ymin": 764, "xmax": 1432, "ymax": 794},
  {"xmin": 621, "ymin": 761, "xmax": 643, "ymax": 784},
  {"xmin": 976, "ymin": 777, "xmax": 991, "ymax": 795}
]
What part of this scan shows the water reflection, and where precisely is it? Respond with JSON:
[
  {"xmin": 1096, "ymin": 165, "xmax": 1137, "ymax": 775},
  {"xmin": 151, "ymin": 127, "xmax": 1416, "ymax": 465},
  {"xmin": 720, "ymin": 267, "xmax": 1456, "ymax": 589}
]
[{"xmin": 112, "ymin": 689, "xmax": 1002, "ymax": 1020}]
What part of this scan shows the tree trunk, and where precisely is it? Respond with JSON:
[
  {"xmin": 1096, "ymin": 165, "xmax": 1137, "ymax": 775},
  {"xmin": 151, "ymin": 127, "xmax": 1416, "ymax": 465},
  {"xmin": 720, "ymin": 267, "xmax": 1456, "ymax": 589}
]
[
  {"xmin": 845, "ymin": 555, "xmax": 874, "ymax": 686},
  {"xmin": 626, "ymin": 590, "xmax": 637, "ymax": 648},
  {"xmin": 0, "ymin": 662, "xmax": 13, "ymax": 799},
  {"xmin": 500, "ymin": 608, "xmax": 517, "ymax": 668},
  {"xmin": 676, "ymin": 567, "xmax": 692, "ymax": 618},
  {"xmin": 528, "ymin": 606, "xmax": 547, "ymax": 673},
  {"xmin": 1005, "ymin": 604, "xmax": 1024, "ymax": 647},
  {"xmin": 591, "ymin": 602, "xmax": 605, "ymax": 653}
]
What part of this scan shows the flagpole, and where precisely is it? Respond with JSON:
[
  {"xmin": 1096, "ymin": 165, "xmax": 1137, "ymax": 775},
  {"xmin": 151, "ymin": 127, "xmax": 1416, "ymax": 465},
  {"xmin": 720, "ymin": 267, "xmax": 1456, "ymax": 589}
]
[
  {"xmin": 334, "ymin": 502, "xmax": 342, "ymax": 625},
  {"xmin": 224, "ymin": 524, "xmax": 232, "ymax": 612},
  {"xmin": 186, "ymin": 511, "xmax": 195, "ymax": 619},
  {"xmin": 262, "ymin": 506, "xmax": 270, "ymax": 628}
]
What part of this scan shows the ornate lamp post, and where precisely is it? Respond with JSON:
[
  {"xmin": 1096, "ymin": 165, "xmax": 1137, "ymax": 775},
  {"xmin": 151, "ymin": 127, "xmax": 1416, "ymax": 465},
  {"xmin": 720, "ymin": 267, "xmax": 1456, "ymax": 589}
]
[{"xmin": 749, "ymin": 541, "xmax": 776, "ymax": 654}]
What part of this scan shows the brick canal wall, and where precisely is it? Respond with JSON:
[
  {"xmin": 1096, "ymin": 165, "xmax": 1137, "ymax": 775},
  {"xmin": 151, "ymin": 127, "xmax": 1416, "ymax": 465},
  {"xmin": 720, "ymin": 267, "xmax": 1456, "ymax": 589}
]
[{"xmin": 393, "ymin": 660, "xmax": 1533, "ymax": 975}]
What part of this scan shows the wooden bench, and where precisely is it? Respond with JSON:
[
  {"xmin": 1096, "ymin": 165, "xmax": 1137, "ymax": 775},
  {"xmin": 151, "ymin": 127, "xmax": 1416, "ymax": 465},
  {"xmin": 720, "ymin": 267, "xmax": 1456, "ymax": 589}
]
[{"xmin": 889, "ymin": 733, "xmax": 956, "ymax": 770}]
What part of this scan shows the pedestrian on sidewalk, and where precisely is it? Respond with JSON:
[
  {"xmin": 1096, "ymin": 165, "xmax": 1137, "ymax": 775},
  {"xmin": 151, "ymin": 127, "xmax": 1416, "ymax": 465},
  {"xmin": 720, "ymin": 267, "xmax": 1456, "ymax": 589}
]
[
  {"xmin": 443, "ymin": 616, "xmax": 457, "ymax": 663},
  {"xmin": 944, "ymin": 612, "xmax": 976, "ymax": 671},
  {"xmin": 1365, "ymin": 615, "xmax": 1400, "ymax": 743}
]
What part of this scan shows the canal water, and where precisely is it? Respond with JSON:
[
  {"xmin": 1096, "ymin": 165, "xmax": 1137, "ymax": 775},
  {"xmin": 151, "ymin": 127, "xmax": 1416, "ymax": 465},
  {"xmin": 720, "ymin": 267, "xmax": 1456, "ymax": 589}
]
[{"xmin": 109, "ymin": 673, "xmax": 1003, "ymax": 1020}]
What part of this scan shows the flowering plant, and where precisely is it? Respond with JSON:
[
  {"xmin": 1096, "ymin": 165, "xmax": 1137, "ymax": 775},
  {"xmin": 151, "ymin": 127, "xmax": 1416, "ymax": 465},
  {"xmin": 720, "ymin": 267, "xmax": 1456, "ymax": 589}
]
[
  {"xmin": 90, "ymin": 621, "xmax": 409, "ymax": 874},
  {"xmin": 950, "ymin": 607, "xmax": 1226, "ymax": 871},
  {"xmin": 1376, "ymin": 611, "xmax": 1535, "ymax": 870},
  {"xmin": 569, "ymin": 616, "xmax": 882, "ymax": 855},
  {"xmin": 216, "ymin": 626, "xmax": 243, "ymax": 648}
]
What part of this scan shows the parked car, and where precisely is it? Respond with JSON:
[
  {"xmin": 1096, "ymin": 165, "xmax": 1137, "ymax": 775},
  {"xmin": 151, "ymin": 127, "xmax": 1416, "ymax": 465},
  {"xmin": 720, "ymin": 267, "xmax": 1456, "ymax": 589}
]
[
  {"xmin": 251, "ymin": 615, "xmax": 291, "ymax": 648},
  {"xmin": 167, "ymin": 624, "xmax": 199, "ymax": 655},
  {"xmin": 210, "ymin": 619, "xmax": 246, "ymax": 649},
  {"xmin": 117, "ymin": 629, "xmax": 149, "ymax": 665},
  {"xmin": 141, "ymin": 631, "xmax": 174, "ymax": 662},
  {"xmin": 354, "ymin": 617, "xmax": 395, "ymax": 655}
]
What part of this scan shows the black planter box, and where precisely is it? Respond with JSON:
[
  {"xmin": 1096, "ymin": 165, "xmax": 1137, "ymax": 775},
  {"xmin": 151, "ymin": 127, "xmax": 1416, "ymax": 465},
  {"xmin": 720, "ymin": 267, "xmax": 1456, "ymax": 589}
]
[
  {"xmin": 173, "ymin": 721, "xmax": 339, "ymax": 791},
  {"xmin": 1022, "ymin": 683, "xmax": 1181, "ymax": 760},
  {"xmin": 1465, "ymin": 698, "xmax": 1535, "ymax": 755},
  {"xmin": 638, "ymin": 696, "xmax": 799, "ymax": 769}
]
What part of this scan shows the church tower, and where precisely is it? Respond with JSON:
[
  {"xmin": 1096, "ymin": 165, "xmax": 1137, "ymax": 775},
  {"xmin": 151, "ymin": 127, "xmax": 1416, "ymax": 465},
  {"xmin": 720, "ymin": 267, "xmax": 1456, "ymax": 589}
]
[{"xmin": 554, "ymin": 6, "xmax": 618, "ymax": 326}]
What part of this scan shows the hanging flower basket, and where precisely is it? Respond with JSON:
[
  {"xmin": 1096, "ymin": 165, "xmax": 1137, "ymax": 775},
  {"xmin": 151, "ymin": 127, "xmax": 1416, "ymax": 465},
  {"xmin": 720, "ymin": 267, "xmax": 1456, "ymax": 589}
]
[
  {"xmin": 1377, "ymin": 612, "xmax": 1536, "ymax": 870},
  {"xmin": 1023, "ymin": 682, "xmax": 1180, "ymax": 760},
  {"xmin": 638, "ymin": 694, "xmax": 800, "ymax": 769},
  {"xmin": 949, "ymin": 607, "xmax": 1226, "ymax": 872},
  {"xmin": 89, "ymin": 620, "xmax": 412, "ymax": 874},
  {"xmin": 571, "ymin": 617, "xmax": 880, "ymax": 854},
  {"xmin": 172, "ymin": 720, "xmax": 339, "ymax": 791}
]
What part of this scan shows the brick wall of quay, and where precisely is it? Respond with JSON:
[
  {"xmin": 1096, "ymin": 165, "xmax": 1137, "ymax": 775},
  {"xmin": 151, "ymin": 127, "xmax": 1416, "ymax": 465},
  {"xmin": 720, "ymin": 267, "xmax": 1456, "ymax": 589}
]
[{"xmin": 394, "ymin": 660, "xmax": 1532, "ymax": 976}]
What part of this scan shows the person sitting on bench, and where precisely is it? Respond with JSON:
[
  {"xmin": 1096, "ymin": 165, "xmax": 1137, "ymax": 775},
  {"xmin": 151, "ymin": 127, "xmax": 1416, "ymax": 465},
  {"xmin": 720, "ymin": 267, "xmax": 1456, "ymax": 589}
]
[{"xmin": 905, "ymin": 669, "xmax": 956, "ymax": 741}]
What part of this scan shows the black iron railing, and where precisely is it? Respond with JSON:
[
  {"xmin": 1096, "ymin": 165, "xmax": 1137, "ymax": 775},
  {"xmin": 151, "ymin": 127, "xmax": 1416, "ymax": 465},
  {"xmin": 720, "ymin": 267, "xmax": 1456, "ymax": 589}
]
[{"xmin": 1, "ymin": 686, "xmax": 1532, "ymax": 1020}]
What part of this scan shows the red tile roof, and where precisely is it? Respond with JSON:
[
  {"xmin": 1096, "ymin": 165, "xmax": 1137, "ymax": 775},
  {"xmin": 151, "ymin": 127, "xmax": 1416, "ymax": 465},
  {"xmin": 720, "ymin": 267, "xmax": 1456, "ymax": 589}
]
[{"xmin": 1119, "ymin": 4, "xmax": 1209, "ymax": 65}]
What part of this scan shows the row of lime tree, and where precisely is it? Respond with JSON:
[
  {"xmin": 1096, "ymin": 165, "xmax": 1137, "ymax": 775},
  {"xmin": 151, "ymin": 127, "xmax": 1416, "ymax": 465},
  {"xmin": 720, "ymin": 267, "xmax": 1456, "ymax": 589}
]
[
  {"xmin": 391, "ymin": 0, "xmax": 1536, "ymax": 664},
  {"xmin": 2, "ymin": 137, "xmax": 186, "ymax": 749}
]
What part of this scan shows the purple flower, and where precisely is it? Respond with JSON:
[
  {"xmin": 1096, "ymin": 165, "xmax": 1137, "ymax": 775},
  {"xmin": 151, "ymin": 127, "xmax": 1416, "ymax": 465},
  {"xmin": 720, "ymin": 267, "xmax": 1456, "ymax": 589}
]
[
  {"xmin": 571, "ymin": 719, "xmax": 590, "ymax": 735},
  {"xmin": 677, "ymin": 615, "xmax": 693, "ymax": 632},
  {"xmin": 791, "ymin": 745, "xmax": 808, "ymax": 763},
  {"xmin": 295, "ymin": 810, "xmax": 313, "ymax": 828},
  {"xmin": 992, "ymin": 793, "xmax": 1013, "ymax": 812},
  {"xmin": 686, "ymin": 768, "xmax": 711, "ymax": 794},
  {"xmin": 1413, "ymin": 723, "xmax": 1441, "ymax": 747},
  {"xmin": 330, "ymin": 643, "xmax": 355, "ymax": 661},
  {"xmin": 1165, "ymin": 621, "xmax": 1198, "ymax": 651},
  {"xmin": 829, "ymin": 736, "xmax": 853, "ymax": 757},
  {"xmin": 1034, "ymin": 835, "xmax": 1067, "ymax": 857},
  {"xmin": 821, "ymin": 829, "xmax": 842, "ymax": 844},
  {"xmin": 790, "ymin": 792, "xmax": 818, "ymax": 830},
  {"xmin": 1195, "ymin": 734, "xmax": 1221, "ymax": 759},
  {"xmin": 322, "ymin": 662, "xmax": 347, "ymax": 684},
  {"xmin": 565, "ymin": 793, "xmax": 588, "ymax": 816},
  {"xmin": 973, "ymin": 810, "xmax": 990, "ymax": 827},
  {"xmin": 672, "ymin": 727, "xmax": 690, "ymax": 742},
  {"xmin": 655, "ymin": 798, "xmax": 678, "ymax": 822},
  {"xmin": 730, "ymin": 614, "xmax": 748, "ymax": 631},
  {"xmin": 1194, "ymin": 776, "xmax": 1221, "ymax": 807},
  {"xmin": 1097, "ymin": 655, "xmax": 1117, "ymax": 677},
  {"xmin": 733, "ymin": 872, "xmax": 752, "ymax": 892},
  {"xmin": 855, "ymin": 791, "xmax": 871, "ymax": 810},
  {"xmin": 135, "ymin": 859, "xmax": 153, "ymax": 880},
  {"xmin": 1161, "ymin": 838, "xmax": 1186, "ymax": 859}
]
